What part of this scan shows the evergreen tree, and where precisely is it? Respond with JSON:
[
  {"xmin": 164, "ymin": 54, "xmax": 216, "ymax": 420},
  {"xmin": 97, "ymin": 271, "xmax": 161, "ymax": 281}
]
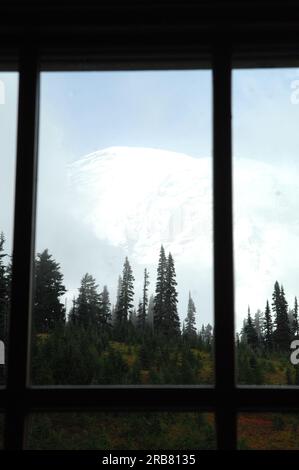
[
  {"xmin": 110, "ymin": 276, "xmax": 123, "ymax": 326},
  {"xmin": 254, "ymin": 309, "xmax": 263, "ymax": 344},
  {"xmin": 243, "ymin": 308, "xmax": 259, "ymax": 349},
  {"xmin": 154, "ymin": 245, "xmax": 167, "ymax": 330},
  {"xmin": 71, "ymin": 273, "xmax": 100, "ymax": 328},
  {"xmin": 129, "ymin": 307, "xmax": 137, "ymax": 326},
  {"xmin": 199, "ymin": 323, "xmax": 213, "ymax": 349},
  {"xmin": 272, "ymin": 281, "xmax": 291, "ymax": 350},
  {"xmin": 164, "ymin": 252, "xmax": 181, "ymax": 336},
  {"xmin": 142, "ymin": 268, "xmax": 149, "ymax": 324},
  {"xmin": 263, "ymin": 300, "xmax": 273, "ymax": 348},
  {"xmin": 147, "ymin": 294, "xmax": 154, "ymax": 329},
  {"xmin": 34, "ymin": 249, "xmax": 66, "ymax": 333},
  {"xmin": 116, "ymin": 257, "xmax": 135, "ymax": 328},
  {"xmin": 98, "ymin": 285, "xmax": 111, "ymax": 326},
  {"xmin": 115, "ymin": 275, "xmax": 122, "ymax": 312},
  {"xmin": 137, "ymin": 299, "xmax": 146, "ymax": 330},
  {"xmin": 293, "ymin": 297, "xmax": 299, "ymax": 336},
  {"xmin": 184, "ymin": 291, "xmax": 197, "ymax": 338}
]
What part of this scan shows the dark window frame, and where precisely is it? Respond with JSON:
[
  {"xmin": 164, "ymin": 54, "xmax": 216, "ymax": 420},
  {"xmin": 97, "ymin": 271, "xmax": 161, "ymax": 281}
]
[{"xmin": 1, "ymin": 0, "xmax": 299, "ymax": 452}]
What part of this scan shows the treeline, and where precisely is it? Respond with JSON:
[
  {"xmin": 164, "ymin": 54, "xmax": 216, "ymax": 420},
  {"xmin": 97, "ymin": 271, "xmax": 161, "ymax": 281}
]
[
  {"xmin": 0, "ymin": 233, "xmax": 213, "ymax": 385},
  {"xmin": 237, "ymin": 281, "xmax": 299, "ymax": 385},
  {"xmin": 2, "ymin": 226, "xmax": 298, "ymax": 387},
  {"xmin": 0, "ymin": 233, "xmax": 212, "ymax": 341},
  {"xmin": 239, "ymin": 281, "xmax": 298, "ymax": 351}
]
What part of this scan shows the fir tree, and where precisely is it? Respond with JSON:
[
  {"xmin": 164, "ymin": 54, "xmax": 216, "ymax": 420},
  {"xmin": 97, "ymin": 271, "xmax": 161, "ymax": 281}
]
[
  {"xmin": 115, "ymin": 275, "xmax": 122, "ymax": 312},
  {"xmin": 140, "ymin": 268, "xmax": 149, "ymax": 324},
  {"xmin": 129, "ymin": 307, "xmax": 137, "ymax": 326},
  {"xmin": 272, "ymin": 281, "xmax": 291, "ymax": 350},
  {"xmin": 243, "ymin": 308, "xmax": 259, "ymax": 349},
  {"xmin": 98, "ymin": 285, "xmax": 111, "ymax": 326},
  {"xmin": 116, "ymin": 257, "xmax": 135, "ymax": 328},
  {"xmin": 263, "ymin": 300, "xmax": 273, "ymax": 348},
  {"xmin": 34, "ymin": 249, "xmax": 66, "ymax": 333},
  {"xmin": 164, "ymin": 252, "xmax": 181, "ymax": 336},
  {"xmin": 254, "ymin": 310, "xmax": 263, "ymax": 344},
  {"xmin": 137, "ymin": 299, "xmax": 146, "ymax": 330},
  {"xmin": 147, "ymin": 294, "xmax": 154, "ymax": 329},
  {"xmin": 154, "ymin": 245, "xmax": 167, "ymax": 330},
  {"xmin": 184, "ymin": 291, "xmax": 197, "ymax": 338},
  {"xmin": 72, "ymin": 273, "xmax": 100, "ymax": 328}
]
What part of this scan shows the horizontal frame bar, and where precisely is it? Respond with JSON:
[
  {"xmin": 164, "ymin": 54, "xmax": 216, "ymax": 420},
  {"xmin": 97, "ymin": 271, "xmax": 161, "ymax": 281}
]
[{"xmin": 1, "ymin": 388, "xmax": 299, "ymax": 411}]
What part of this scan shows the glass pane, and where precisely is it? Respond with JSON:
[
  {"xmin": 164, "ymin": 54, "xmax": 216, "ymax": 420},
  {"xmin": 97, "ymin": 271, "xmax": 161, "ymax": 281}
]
[
  {"xmin": 233, "ymin": 68, "xmax": 299, "ymax": 385},
  {"xmin": 238, "ymin": 413, "xmax": 299, "ymax": 450},
  {"xmin": 27, "ymin": 412, "xmax": 215, "ymax": 450},
  {"xmin": 31, "ymin": 70, "xmax": 213, "ymax": 385},
  {"xmin": 0, "ymin": 72, "xmax": 19, "ymax": 386}
]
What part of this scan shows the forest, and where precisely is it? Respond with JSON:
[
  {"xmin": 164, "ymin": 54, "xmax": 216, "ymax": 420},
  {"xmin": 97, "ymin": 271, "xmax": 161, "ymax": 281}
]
[{"xmin": 1, "ymin": 230, "xmax": 299, "ymax": 449}]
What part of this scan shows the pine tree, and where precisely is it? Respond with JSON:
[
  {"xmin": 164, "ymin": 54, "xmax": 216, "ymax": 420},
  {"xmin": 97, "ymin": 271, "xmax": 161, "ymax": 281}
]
[
  {"xmin": 154, "ymin": 245, "xmax": 167, "ymax": 330},
  {"xmin": 137, "ymin": 299, "xmax": 146, "ymax": 330},
  {"xmin": 110, "ymin": 276, "xmax": 122, "ymax": 326},
  {"xmin": 116, "ymin": 257, "xmax": 135, "ymax": 328},
  {"xmin": 199, "ymin": 323, "xmax": 213, "ymax": 349},
  {"xmin": 129, "ymin": 307, "xmax": 137, "ymax": 326},
  {"xmin": 164, "ymin": 252, "xmax": 181, "ymax": 336},
  {"xmin": 293, "ymin": 297, "xmax": 299, "ymax": 336},
  {"xmin": 72, "ymin": 273, "xmax": 100, "ymax": 328},
  {"xmin": 243, "ymin": 308, "xmax": 259, "ymax": 349},
  {"xmin": 115, "ymin": 275, "xmax": 122, "ymax": 312},
  {"xmin": 272, "ymin": 281, "xmax": 291, "ymax": 350},
  {"xmin": 98, "ymin": 285, "xmax": 111, "ymax": 326},
  {"xmin": 141, "ymin": 268, "xmax": 149, "ymax": 322},
  {"xmin": 184, "ymin": 291, "xmax": 197, "ymax": 338},
  {"xmin": 147, "ymin": 294, "xmax": 154, "ymax": 329},
  {"xmin": 34, "ymin": 249, "xmax": 66, "ymax": 333},
  {"xmin": 254, "ymin": 310, "xmax": 263, "ymax": 344},
  {"xmin": 263, "ymin": 300, "xmax": 273, "ymax": 348}
]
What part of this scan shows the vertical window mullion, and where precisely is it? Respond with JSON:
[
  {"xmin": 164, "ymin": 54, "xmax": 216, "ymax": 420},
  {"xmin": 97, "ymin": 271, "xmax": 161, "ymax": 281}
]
[
  {"xmin": 4, "ymin": 46, "xmax": 39, "ymax": 450},
  {"xmin": 213, "ymin": 46, "xmax": 236, "ymax": 449}
]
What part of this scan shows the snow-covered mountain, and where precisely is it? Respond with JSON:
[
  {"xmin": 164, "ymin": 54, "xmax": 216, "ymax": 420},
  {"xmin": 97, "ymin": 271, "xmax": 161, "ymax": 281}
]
[
  {"xmin": 67, "ymin": 146, "xmax": 299, "ymax": 329},
  {"xmin": 69, "ymin": 146, "xmax": 212, "ymax": 265}
]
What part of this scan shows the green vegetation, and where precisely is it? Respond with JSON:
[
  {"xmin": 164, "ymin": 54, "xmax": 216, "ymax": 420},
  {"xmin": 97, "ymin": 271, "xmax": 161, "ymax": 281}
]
[{"xmin": 27, "ymin": 412, "xmax": 215, "ymax": 450}]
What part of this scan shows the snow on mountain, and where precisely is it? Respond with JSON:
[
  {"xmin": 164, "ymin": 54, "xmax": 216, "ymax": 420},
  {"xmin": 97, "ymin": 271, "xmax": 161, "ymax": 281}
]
[
  {"xmin": 68, "ymin": 146, "xmax": 299, "ymax": 329},
  {"xmin": 69, "ymin": 146, "xmax": 212, "ymax": 265}
]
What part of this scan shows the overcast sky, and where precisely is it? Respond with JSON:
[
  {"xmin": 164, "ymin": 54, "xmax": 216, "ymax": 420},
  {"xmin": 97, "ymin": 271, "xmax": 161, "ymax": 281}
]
[{"xmin": 1, "ymin": 68, "xmax": 299, "ymax": 330}]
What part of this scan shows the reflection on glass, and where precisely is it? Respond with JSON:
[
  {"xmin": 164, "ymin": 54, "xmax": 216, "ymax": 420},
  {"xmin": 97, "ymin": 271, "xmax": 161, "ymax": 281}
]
[
  {"xmin": 0, "ymin": 73, "xmax": 19, "ymax": 386},
  {"xmin": 27, "ymin": 412, "xmax": 215, "ymax": 450},
  {"xmin": 238, "ymin": 413, "xmax": 299, "ymax": 450},
  {"xmin": 32, "ymin": 71, "xmax": 213, "ymax": 385},
  {"xmin": 234, "ymin": 69, "xmax": 299, "ymax": 385}
]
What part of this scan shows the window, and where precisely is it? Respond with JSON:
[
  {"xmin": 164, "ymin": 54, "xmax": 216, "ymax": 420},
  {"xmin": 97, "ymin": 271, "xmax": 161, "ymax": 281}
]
[
  {"xmin": 0, "ymin": 72, "xmax": 18, "ymax": 385},
  {"xmin": 234, "ymin": 68, "xmax": 299, "ymax": 386},
  {"xmin": 32, "ymin": 70, "xmax": 213, "ymax": 386},
  {"xmin": 1, "ymin": 0, "xmax": 299, "ymax": 458}
]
